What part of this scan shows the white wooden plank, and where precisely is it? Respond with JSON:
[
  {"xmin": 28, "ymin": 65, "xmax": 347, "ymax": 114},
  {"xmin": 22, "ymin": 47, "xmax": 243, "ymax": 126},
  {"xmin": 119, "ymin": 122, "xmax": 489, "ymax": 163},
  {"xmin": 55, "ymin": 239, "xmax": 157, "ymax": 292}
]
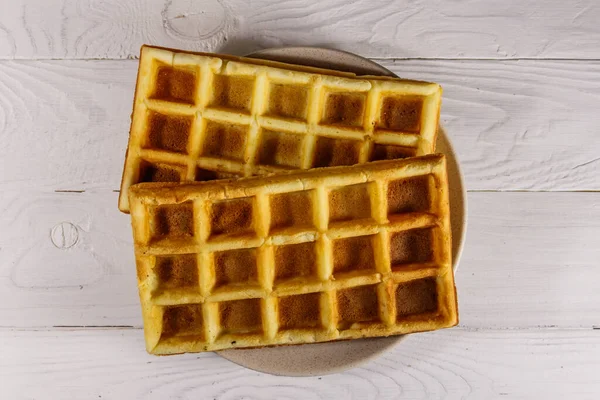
[
  {"xmin": 456, "ymin": 192, "xmax": 600, "ymax": 328},
  {"xmin": 0, "ymin": 59, "xmax": 599, "ymax": 192},
  {"xmin": 1, "ymin": 328, "xmax": 598, "ymax": 399},
  {"xmin": 1, "ymin": 0, "xmax": 599, "ymax": 60},
  {"xmin": 1, "ymin": 191, "xmax": 598, "ymax": 328},
  {"xmin": 0, "ymin": 61, "xmax": 136, "ymax": 192},
  {"xmin": 0, "ymin": 190, "xmax": 140, "ymax": 327}
]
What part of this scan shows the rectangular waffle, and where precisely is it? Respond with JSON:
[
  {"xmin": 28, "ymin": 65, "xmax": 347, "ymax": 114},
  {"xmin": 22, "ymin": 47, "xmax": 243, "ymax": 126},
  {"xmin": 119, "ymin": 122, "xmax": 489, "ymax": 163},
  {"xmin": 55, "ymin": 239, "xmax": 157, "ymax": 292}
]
[
  {"xmin": 128, "ymin": 154, "xmax": 457, "ymax": 354},
  {"xmin": 119, "ymin": 45, "xmax": 443, "ymax": 212}
]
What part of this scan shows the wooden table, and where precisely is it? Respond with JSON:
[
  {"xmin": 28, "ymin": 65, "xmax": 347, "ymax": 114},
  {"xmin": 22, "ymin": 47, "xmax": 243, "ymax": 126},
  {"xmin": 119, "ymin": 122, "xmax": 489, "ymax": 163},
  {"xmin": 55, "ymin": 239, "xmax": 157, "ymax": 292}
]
[{"xmin": 1, "ymin": 0, "xmax": 599, "ymax": 398}]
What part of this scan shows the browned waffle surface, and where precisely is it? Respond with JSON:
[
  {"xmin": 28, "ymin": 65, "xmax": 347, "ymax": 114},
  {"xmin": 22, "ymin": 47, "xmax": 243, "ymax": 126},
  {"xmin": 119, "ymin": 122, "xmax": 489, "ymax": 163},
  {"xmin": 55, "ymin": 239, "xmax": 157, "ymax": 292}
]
[
  {"xmin": 119, "ymin": 45, "xmax": 443, "ymax": 212},
  {"xmin": 129, "ymin": 154, "xmax": 457, "ymax": 354}
]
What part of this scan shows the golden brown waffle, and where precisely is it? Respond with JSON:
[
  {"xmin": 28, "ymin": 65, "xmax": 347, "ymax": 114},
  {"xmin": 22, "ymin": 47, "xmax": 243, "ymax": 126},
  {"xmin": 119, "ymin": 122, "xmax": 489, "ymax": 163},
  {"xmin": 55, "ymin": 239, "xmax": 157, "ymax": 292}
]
[
  {"xmin": 119, "ymin": 45, "xmax": 443, "ymax": 212},
  {"xmin": 128, "ymin": 154, "xmax": 457, "ymax": 354}
]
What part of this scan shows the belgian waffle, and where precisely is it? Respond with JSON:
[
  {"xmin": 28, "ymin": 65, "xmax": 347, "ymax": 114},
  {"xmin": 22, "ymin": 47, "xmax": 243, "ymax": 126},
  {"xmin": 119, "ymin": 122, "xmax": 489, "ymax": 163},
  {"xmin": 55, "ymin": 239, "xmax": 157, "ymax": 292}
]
[
  {"xmin": 128, "ymin": 154, "xmax": 457, "ymax": 354},
  {"xmin": 119, "ymin": 45, "xmax": 443, "ymax": 212}
]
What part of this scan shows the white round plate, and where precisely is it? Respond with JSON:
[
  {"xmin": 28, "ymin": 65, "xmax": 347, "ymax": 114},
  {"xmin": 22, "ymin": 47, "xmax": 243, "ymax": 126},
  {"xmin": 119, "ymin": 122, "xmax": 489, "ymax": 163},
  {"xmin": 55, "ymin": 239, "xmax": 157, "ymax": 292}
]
[{"xmin": 217, "ymin": 47, "xmax": 467, "ymax": 376}]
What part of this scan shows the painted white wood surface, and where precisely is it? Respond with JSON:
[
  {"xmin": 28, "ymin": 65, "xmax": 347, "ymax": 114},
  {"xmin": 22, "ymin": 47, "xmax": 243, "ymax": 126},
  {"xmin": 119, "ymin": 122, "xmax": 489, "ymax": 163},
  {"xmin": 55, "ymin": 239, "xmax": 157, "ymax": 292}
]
[
  {"xmin": 1, "ymin": 0, "xmax": 600, "ymax": 397},
  {"xmin": 1, "ymin": 0, "xmax": 600, "ymax": 59},
  {"xmin": 2, "ymin": 328, "xmax": 599, "ymax": 400},
  {"xmin": 2, "ymin": 191, "xmax": 598, "ymax": 329},
  {"xmin": 1, "ymin": 59, "xmax": 599, "ymax": 192}
]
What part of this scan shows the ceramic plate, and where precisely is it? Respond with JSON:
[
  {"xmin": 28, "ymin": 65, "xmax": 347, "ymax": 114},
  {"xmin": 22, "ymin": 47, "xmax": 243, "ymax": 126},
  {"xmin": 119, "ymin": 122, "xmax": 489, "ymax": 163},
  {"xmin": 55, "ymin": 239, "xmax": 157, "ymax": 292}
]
[{"xmin": 217, "ymin": 47, "xmax": 467, "ymax": 376}]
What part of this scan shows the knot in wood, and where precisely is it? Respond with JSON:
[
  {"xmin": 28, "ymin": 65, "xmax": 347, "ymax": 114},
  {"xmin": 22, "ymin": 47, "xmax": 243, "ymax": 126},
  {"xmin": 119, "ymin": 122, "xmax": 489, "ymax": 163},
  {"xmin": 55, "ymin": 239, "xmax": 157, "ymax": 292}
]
[{"xmin": 50, "ymin": 222, "xmax": 79, "ymax": 249}]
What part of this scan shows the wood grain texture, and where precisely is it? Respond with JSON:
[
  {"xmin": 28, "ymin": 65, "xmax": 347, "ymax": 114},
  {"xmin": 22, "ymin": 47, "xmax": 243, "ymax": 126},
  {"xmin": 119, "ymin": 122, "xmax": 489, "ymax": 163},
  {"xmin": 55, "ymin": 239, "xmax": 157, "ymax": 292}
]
[
  {"xmin": 1, "ymin": 191, "xmax": 598, "ymax": 329},
  {"xmin": 0, "ymin": 60, "xmax": 136, "ymax": 191},
  {"xmin": 0, "ymin": 59, "xmax": 599, "ymax": 192},
  {"xmin": 1, "ymin": 0, "xmax": 597, "ymax": 393},
  {"xmin": 2, "ymin": 328, "xmax": 598, "ymax": 399},
  {"xmin": 0, "ymin": 191, "xmax": 139, "ymax": 327},
  {"xmin": 1, "ymin": 0, "xmax": 599, "ymax": 60}
]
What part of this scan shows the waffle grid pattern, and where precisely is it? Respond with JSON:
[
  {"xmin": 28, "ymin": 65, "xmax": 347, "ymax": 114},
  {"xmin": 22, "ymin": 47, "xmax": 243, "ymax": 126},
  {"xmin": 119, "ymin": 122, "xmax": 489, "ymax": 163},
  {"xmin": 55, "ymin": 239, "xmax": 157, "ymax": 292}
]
[
  {"xmin": 130, "ymin": 155, "xmax": 456, "ymax": 354},
  {"xmin": 119, "ymin": 46, "xmax": 442, "ymax": 212}
]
